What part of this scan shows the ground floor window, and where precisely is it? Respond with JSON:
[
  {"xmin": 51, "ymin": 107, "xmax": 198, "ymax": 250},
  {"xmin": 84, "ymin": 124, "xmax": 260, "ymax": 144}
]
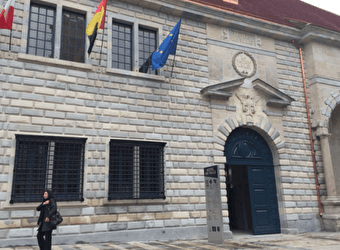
[
  {"xmin": 11, "ymin": 135, "xmax": 86, "ymax": 203},
  {"xmin": 109, "ymin": 140, "xmax": 166, "ymax": 200}
]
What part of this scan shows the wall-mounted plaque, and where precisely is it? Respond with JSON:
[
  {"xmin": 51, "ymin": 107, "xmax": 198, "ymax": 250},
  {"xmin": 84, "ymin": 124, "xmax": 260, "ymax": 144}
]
[
  {"xmin": 232, "ymin": 51, "xmax": 257, "ymax": 78},
  {"xmin": 230, "ymin": 30, "xmax": 255, "ymax": 47}
]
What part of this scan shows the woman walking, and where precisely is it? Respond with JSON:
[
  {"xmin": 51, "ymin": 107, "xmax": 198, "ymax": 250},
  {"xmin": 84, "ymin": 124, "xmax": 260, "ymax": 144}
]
[{"xmin": 36, "ymin": 190, "xmax": 57, "ymax": 250}]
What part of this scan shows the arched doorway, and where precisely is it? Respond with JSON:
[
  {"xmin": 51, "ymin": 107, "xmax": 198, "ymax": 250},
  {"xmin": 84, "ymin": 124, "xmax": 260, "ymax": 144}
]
[
  {"xmin": 224, "ymin": 127, "xmax": 280, "ymax": 235},
  {"xmin": 329, "ymin": 105, "xmax": 340, "ymax": 196}
]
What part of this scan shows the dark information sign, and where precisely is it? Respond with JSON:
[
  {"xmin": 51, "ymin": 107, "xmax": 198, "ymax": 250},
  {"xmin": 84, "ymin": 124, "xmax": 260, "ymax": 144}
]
[{"xmin": 204, "ymin": 165, "xmax": 224, "ymax": 244}]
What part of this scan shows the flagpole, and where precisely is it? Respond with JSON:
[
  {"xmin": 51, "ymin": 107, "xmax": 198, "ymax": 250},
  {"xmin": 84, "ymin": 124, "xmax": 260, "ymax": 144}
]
[
  {"xmin": 98, "ymin": 27, "xmax": 105, "ymax": 67},
  {"xmin": 170, "ymin": 21, "xmax": 181, "ymax": 79},
  {"xmin": 9, "ymin": 29, "xmax": 12, "ymax": 51},
  {"xmin": 170, "ymin": 54, "xmax": 176, "ymax": 79}
]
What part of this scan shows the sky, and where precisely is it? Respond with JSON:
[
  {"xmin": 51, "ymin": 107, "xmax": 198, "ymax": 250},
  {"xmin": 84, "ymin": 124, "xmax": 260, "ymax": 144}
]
[{"xmin": 301, "ymin": 0, "xmax": 340, "ymax": 16}]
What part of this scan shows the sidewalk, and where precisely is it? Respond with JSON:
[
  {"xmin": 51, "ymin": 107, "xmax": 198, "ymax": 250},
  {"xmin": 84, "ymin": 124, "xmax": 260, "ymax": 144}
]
[{"xmin": 1, "ymin": 231, "xmax": 340, "ymax": 249}]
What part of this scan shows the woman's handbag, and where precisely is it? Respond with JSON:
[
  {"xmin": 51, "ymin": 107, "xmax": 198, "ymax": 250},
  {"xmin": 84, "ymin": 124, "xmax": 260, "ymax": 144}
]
[{"xmin": 50, "ymin": 211, "xmax": 63, "ymax": 226}]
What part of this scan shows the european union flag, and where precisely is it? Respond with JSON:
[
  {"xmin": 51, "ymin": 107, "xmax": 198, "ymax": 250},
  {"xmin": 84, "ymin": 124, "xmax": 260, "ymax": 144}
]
[
  {"xmin": 139, "ymin": 19, "xmax": 181, "ymax": 73},
  {"xmin": 152, "ymin": 19, "xmax": 181, "ymax": 70}
]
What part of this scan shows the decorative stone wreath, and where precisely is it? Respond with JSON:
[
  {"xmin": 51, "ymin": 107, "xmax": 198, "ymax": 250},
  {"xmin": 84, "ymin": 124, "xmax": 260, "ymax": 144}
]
[{"xmin": 232, "ymin": 51, "xmax": 257, "ymax": 78}]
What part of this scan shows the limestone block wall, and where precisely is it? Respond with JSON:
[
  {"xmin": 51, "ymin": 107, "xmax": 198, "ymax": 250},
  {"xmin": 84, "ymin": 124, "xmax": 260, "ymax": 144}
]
[
  {"xmin": 203, "ymin": 20, "xmax": 323, "ymax": 233},
  {"xmin": 275, "ymin": 40, "xmax": 322, "ymax": 232},
  {"xmin": 304, "ymin": 40, "xmax": 340, "ymax": 202},
  {"xmin": 312, "ymin": 88, "xmax": 340, "ymax": 198},
  {"xmin": 0, "ymin": 0, "xmax": 330, "ymax": 244},
  {"xmin": 0, "ymin": 0, "xmax": 233, "ymax": 243}
]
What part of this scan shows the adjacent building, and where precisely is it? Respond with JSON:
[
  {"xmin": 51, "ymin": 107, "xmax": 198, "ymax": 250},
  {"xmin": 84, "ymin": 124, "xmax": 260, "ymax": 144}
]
[{"xmin": 1, "ymin": 0, "xmax": 340, "ymax": 246}]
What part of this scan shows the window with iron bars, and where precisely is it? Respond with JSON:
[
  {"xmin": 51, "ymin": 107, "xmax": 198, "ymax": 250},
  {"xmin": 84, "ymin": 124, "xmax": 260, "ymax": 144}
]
[
  {"xmin": 10, "ymin": 135, "xmax": 86, "ymax": 203},
  {"xmin": 109, "ymin": 140, "xmax": 166, "ymax": 200}
]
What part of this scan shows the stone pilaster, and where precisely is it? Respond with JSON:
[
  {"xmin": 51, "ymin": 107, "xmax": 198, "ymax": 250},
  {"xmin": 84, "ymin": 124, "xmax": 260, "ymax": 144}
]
[{"xmin": 317, "ymin": 127, "xmax": 340, "ymax": 231}]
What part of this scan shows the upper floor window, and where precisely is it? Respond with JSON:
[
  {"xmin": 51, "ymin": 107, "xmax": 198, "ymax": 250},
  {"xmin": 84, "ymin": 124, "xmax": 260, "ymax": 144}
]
[
  {"xmin": 27, "ymin": 3, "xmax": 55, "ymax": 58},
  {"xmin": 107, "ymin": 16, "xmax": 160, "ymax": 74},
  {"xmin": 112, "ymin": 21, "xmax": 132, "ymax": 71},
  {"xmin": 26, "ymin": 2, "xmax": 86, "ymax": 63},
  {"xmin": 25, "ymin": 1, "xmax": 162, "ymax": 72},
  {"xmin": 11, "ymin": 135, "xmax": 86, "ymax": 203},
  {"xmin": 61, "ymin": 10, "xmax": 86, "ymax": 63},
  {"xmin": 138, "ymin": 27, "xmax": 157, "ymax": 75},
  {"xmin": 109, "ymin": 140, "xmax": 165, "ymax": 200}
]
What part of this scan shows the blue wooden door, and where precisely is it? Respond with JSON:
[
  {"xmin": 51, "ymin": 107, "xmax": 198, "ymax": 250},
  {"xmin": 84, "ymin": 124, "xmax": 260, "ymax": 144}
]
[
  {"xmin": 225, "ymin": 127, "xmax": 280, "ymax": 235},
  {"xmin": 247, "ymin": 166, "xmax": 280, "ymax": 235}
]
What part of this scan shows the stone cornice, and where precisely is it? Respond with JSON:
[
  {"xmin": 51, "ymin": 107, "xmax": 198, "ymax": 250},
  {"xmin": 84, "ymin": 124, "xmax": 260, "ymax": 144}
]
[
  {"xmin": 315, "ymin": 124, "xmax": 330, "ymax": 137},
  {"xmin": 201, "ymin": 78, "xmax": 295, "ymax": 108},
  {"xmin": 121, "ymin": 0, "xmax": 340, "ymax": 45},
  {"xmin": 252, "ymin": 79, "xmax": 295, "ymax": 107},
  {"xmin": 299, "ymin": 25, "xmax": 340, "ymax": 47},
  {"xmin": 122, "ymin": 0, "xmax": 301, "ymax": 41},
  {"xmin": 207, "ymin": 39, "xmax": 277, "ymax": 58},
  {"xmin": 201, "ymin": 78, "xmax": 244, "ymax": 99},
  {"xmin": 309, "ymin": 76, "xmax": 340, "ymax": 87}
]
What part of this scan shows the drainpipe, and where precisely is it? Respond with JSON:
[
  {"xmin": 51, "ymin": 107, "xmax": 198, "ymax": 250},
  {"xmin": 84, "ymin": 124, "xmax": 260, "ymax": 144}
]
[{"xmin": 292, "ymin": 40, "xmax": 322, "ymax": 217}]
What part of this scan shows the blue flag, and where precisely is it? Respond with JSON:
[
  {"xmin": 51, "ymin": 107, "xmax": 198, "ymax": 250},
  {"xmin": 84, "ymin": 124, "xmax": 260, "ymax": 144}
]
[{"xmin": 151, "ymin": 19, "xmax": 181, "ymax": 71}]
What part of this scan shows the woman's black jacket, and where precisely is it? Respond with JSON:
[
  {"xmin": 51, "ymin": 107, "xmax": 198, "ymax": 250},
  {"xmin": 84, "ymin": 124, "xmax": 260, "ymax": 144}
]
[{"xmin": 37, "ymin": 198, "xmax": 57, "ymax": 232}]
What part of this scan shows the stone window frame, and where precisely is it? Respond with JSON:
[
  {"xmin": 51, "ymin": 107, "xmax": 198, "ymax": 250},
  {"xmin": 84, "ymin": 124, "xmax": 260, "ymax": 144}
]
[
  {"xmin": 108, "ymin": 139, "xmax": 166, "ymax": 201},
  {"xmin": 111, "ymin": 20, "xmax": 133, "ymax": 71},
  {"xmin": 60, "ymin": 9, "xmax": 86, "ymax": 63},
  {"xmin": 21, "ymin": 1, "xmax": 164, "ymax": 76},
  {"xmin": 26, "ymin": 3, "xmax": 86, "ymax": 63},
  {"xmin": 26, "ymin": 3, "xmax": 56, "ymax": 59},
  {"xmin": 10, "ymin": 134, "xmax": 87, "ymax": 204},
  {"xmin": 138, "ymin": 26, "xmax": 158, "ymax": 75},
  {"xmin": 21, "ymin": 0, "xmax": 93, "ymax": 63},
  {"xmin": 106, "ymin": 12, "xmax": 163, "ymax": 74}
]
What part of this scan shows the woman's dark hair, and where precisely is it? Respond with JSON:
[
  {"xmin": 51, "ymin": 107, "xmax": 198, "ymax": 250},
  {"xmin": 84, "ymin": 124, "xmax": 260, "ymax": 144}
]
[{"xmin": 43, "ymin": 190, "xmax": 54, "ymax": 201}]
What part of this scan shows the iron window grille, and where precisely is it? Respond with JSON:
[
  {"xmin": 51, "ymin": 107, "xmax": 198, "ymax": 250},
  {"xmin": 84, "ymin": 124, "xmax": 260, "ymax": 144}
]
[
  {"xmin": 109, "ymin": 140, "xmax": 166, "ymax": 200},
  {"xmin": 11, "ymin": 135, "xmax": 86, "ymax": 203},
  {"xmin": 139, "ymin": 27, "xmax": 157, "ymax": 75},
  {"xmin": 27, "ymin": 3, "xmax": 56, "ymax": 58},
  {"xmin": 112, "ymin": 20, "xmax": 133, "ymax": 71},
  {"xmin": 61, "ymin": 10, "xmax": 85, "ymax": 63}
]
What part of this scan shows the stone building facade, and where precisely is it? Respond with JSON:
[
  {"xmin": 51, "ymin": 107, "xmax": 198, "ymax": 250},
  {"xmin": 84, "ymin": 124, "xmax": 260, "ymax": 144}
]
[{"xmin": 1, "ymin": 0, "xmax": 340, "ymax": 247}]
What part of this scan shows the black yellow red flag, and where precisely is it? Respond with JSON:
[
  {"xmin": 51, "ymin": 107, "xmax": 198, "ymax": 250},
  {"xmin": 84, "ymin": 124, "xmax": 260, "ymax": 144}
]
[{"xmin": 86, "ymin": 0, "xmax": 107, "ymax": 55}]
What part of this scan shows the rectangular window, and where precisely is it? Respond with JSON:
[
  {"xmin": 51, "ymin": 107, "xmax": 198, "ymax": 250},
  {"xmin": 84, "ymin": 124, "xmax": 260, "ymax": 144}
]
[
  {"xmin": 139, "ymin": 27, "xmax": 157, "ymax": 75},
  {"xmin": 112, "ymin": 21, "xmax": 132, "ymax": 71},
  {"xmin": 61, "ymin": 10, "xmax": 85, "ymax": 63},
  {"xmin": 27, "ymin": 3, "xmax": 55, "ymax": 58},
  {"xmin": 109, "ymin": 140, "xmax": 165, "ymax": 200},
  {"xmin": 11, "ymin": 135, "xmax": 86, "ymax": 203}
]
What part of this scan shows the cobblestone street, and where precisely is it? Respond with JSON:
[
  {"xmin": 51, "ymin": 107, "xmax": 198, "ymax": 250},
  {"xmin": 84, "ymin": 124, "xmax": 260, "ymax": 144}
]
[{"xmin": 2, "ymin": 232, "xmax": 340, "ymax": 250}]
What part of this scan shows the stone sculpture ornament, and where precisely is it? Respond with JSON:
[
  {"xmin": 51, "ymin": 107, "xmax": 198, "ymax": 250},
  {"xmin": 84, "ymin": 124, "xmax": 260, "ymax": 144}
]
[
  {"xmin": 232, "ymin": 51, "xmax": 257, "ymax": 78},
  {"xmin": 222, "ymin": 28, "xmax": 229, "ymax": 41},
  {"xmin": 236, "ymin": 93, "xmax": 260, "ymax": 117}
]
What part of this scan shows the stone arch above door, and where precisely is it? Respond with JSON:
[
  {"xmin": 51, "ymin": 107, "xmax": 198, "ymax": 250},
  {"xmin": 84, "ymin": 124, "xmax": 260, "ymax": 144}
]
[
  {"xmin": 214, "ymin": 114, "xmax": 284, "ymax": 165},
  {"xmin": 317, "ymin": 90, "xmax": 340, "ymax": 133},
  {"xmin": 327, "ymin": 104, "xmax": 340, "ymax": 196}
]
